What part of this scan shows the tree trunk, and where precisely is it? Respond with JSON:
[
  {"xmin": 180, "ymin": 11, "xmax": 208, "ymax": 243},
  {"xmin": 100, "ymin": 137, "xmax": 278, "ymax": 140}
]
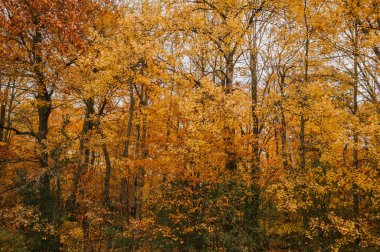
[
  {"xmin": 300, "ymin": 1, "xmax": 310, "ymax": 249},
  {"xmin": 279, "ymin": 74, "xmax": 289, "ymax": 169},
  {"xmin": 123, "ymin": 84, "xmax": 135, "ymax": 157},
  {"xmin": 70, "ymin": 98, "xmax": 95, "ymax": 211},
  {"xmin": 352, "ymin": 19, "xmax": 360, "ymax": 251},
  {"xmin": 249, "ymin": 24, "xmax": 261, "ymax": 247},
  {"xmin": 0, "ymin": 79, "xmax": 8, "ymax": 142},
  {"xmin": 132, "ymin": 86, "xmax": 148, "ymax": 220},
  {"xmin": 132, "ymin": 119, "xmax": 140, "ymax": 220},
  {"xmin": 33, "ymin": 26, "xmax": 54, "ymax": 220},
  {"xmin": 121, "ymin": 83, "xmax": 134, "ymax": 223},
  {"xmin": 224, "ymin": 51, "xmax": 237, "ymax": 171},
  {"xmin": 103, "ymin": 142, "xmax": 112, "ymax": 208},
  {"xmin": 5, "ymin": 80, "xmax": 15, "ymax": 143}
]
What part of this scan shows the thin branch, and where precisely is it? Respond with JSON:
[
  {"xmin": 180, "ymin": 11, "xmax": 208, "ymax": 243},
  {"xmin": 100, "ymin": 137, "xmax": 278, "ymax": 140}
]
[{"xmin": 0, "ymin": 126, "xmax": 36, "ymax": 137}]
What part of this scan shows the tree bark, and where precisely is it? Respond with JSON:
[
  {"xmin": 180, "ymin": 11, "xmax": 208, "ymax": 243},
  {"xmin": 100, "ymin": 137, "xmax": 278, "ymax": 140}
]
[
  {"xmin": 70, "ymin": 98, "xmax": 95, "ymax": 211},
  {"xmin": 278, "ymin": 74, "xmax": 289, "ymax": 169},
  {"xmin": 121, "ymin": 83, "xmax": 134, "ymax": 223},
  {"xmin": 33, "ymin": 25, "xmax": 53, "ymax": 219},
  {"xmin": 224, "ymin": 51, "xmax": 237, "ymax": 171},
  {"xmin": 352, "ymin": 19, "xmax": 360, "ymax": 251},
  {"xmin": 248, "ymin": 23, "xmax": 261, "ymax": 247},
  {"xmin": 102, "ymin": 142, "xmax": 112, "ymax": 208},
  {"xmin": 132, "ymin": 85, "xmax": 148, "ymax": 220},
  {"xmin": 0, "ymin": 79, "xmax": 9, "ymax": 142},
  {"xmin": 301, "ymin": 1, "xmax": 310, "ymax": 249},
  {"xmin": 5, "ymin": 80, "xmax": 16, "ymax": 143}
]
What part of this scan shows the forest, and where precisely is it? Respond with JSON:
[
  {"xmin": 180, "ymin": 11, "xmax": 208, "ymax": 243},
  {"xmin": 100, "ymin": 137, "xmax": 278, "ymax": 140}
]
[{"xmin": 0, "ymin": 0, "xmax": 379, "ymax": 251}]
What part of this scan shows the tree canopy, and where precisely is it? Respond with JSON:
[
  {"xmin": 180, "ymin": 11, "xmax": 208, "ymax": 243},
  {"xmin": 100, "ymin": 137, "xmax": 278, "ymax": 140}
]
[{"xmin": 0, "ymin": 0, "xmax": 379, "ymax": 251}]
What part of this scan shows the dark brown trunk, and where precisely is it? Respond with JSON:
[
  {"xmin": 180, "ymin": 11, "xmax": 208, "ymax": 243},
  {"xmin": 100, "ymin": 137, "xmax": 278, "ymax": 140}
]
[
  {"xmin": 120, "ymin": 177, "xmax": 129, "ymax": 224},
  {"xmin": 249, "ymin": 25, "xmax": 261, "ymax": 247},
  {"xmin": 102, "ymin": 142, "xmax": 112, "ymax": 208},
  {"xmin": 279, "ymin": 75, "xmax": 289, "ymax": 169},
  {"xmin": 0, "ymin": 103, "xmax": 6, "ymax": 142},
  {"xmin": 251, "ymin": 46, "xmax": 260, "ymax": 169},
  {"xmin": 352, "ymin": 19, "xmax": 360, "ymax": 251},
  {"xmin": 0, "ymin": 80, "xmax": 8, "ymax": 142},
  {"xmin": 225, "ymin": 52, "xmax": 234, "ymax": 94},
  {"xmin": 121, "ymin": 84, "xmax": 134, "ymax": 223},
  {"xmin": 5, "ymin": 80, "xmax": 15, "ymax": 143},
  {"xmin": 82, "ymin": 216, "xmax": 90, "ymax": 252},
  {"xmin": 33, "ymin": 26, "xmax": 53, "ymax": 219},
  {"xmin": 132, "ymin": 85, "xmax": 148, "ymax": 220},
  {"xmin": 132, "ymin": 121, "xmax": 140, "ymax": 219},
  {"xmin": 137, "ymin": 106, "xmax": 147, "ymax": 220},
  {"xmin": 301, "ymin": 1, "xmax": 310, "ymax": 249},
  {"xmin": 224, "ymin": 51, "xmax": 237, "ymax": 171},
  {"xmin": 123, "ymin": 84, "xmax": 135, "ymax": 157},
  {"xmin": 70, "ymin": 98, "xmax": 95, "ymax": 210}
]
